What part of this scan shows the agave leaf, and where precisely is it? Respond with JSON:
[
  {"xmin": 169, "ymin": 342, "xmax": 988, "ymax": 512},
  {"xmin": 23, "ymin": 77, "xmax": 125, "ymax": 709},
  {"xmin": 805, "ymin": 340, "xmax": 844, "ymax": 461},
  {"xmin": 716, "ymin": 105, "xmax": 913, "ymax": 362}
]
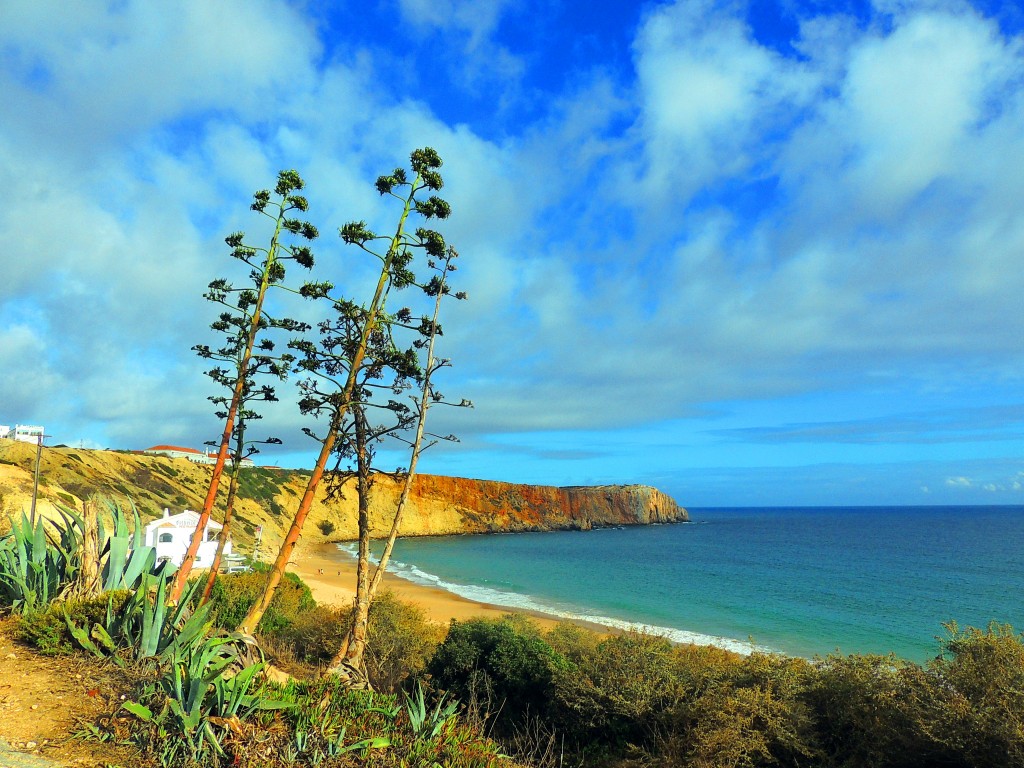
[
  {"xmin": 121, "ymin": 700, "xmax": 154, "ymax": 721},
  {"xmin": 142, "ymin": 573, "xmax": 169, "ymax": 657},
  {"xmin": 90, "ymin": 622, "xmax": 117, "ymax": 654},
  {"xmin": 102, "ymin": 535, "xmax": 130, "ymax": 591},
  {"xmin": 64, "ymin": 611, "xmax": 103, "ymax": 658},
  {"xmin": 128, "ymin": 501, "xmax": 144, "ymax": 551},
  {"xmin": 161, "ymin": 603, "xmax": 214, "ymax": 661},
  {"xmin": 342, "ymin": 736, "xmax": 392, "ymax": 754},
  {"xmin": 121, "ymin": 545, "xmax": 156, "ymax": 592}
]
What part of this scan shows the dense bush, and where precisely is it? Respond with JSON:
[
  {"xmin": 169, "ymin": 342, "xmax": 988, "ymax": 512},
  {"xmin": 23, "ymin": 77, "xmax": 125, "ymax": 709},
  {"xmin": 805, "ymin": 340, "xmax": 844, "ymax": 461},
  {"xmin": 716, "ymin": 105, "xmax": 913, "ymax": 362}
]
[
  {"xmin": 276, "ymin": 602, "xmax": 347, "ymax": 664},
  {"xmin": 257, "ymin": 589, "xmax": 441, "ymax": 692},
  {"xmin": 681, "ymin": 652, "xmax": 821, "ymax": 768},
  {"xmin": 548, "ymin": 627, "xmax": 684, "ymax": 746},
  {"xmin": 364, "ymin": 590, "xmax": 443, "ymax": 691},
  {"xmin": 927, "ymin": 622, "xmax": 1024, "ymax": 767},
  {"xmin": 425, "ymin": 619, "xmax": 1024, "ymax": 768},
  {"xmin": 16, "ymin": 591, "xmax": 129, "ymax": 655},
  {"xmin": 806, "ymin": 653, "xmax": 946, "ymax": 767},
  {"xmin": 428, "ymin": 615, "xmax": 568, "ymax": 727},
  {"xmin": 206, "ymin": 570, "xmax": 315, "ymax": 633}
]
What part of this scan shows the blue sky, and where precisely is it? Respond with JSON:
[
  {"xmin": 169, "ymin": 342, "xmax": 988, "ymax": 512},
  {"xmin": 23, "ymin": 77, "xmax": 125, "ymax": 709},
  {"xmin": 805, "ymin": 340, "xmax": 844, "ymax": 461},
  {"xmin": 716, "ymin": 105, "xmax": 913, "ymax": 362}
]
[{"xmin": 1, "ymin": 0, "xmax": 1022, "ymax": 507}]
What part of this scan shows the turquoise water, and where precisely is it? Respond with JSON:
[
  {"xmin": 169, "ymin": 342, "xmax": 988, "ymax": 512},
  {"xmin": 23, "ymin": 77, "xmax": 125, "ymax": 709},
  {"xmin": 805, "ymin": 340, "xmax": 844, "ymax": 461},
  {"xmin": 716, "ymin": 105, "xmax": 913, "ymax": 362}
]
[{"xmin": 337, "ymin": 506, "xmax": 1024, "ymax": 662}]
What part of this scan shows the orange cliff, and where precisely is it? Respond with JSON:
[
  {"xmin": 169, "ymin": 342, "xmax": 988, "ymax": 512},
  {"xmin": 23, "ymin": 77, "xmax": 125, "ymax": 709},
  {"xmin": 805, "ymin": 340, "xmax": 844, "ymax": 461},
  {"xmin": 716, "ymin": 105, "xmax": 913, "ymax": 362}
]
[
  {"xmin": 351, "ymin": 474, "xmax": 689, "ymax": 539},
  {"xmin": 0, "ymin": 440, "xmax": 687, "ymax": 546}
]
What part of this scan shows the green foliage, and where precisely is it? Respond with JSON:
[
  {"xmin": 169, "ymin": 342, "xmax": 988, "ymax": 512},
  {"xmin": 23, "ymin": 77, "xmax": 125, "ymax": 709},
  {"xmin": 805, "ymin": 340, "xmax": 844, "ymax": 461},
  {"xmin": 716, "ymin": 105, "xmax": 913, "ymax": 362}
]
[
  {"xmin": 364, "ymin": 590, "xmax": 443, "ymax": 692},
  {"xmin": 682, "ymin": 653, "xmax": 822, "ymax": 768},
  {"xmin": 250, "ymin": 677, "xmax": 515, "ymax": 768},
  {"xmin": 806, "ymin": 653, "xmax": 943, "ymax": 767},
  {"xmin": 67, "ymin": 570, "xmax": 215, "ymax": 665},
  {"xmin": 206, "ymin": 569, "xmax": 315, "ymax": 634},
  {"xmin": 0, "ymin": 508, "xmax": 78, "ymax": 613},
  {"xmin": 272, "ymin": 590, "xmax": 441, "ymax": 692},
  {"xmin": 0, "ymin": 499, "xmax": 161, "ymax": 615},
  {"xmin": 97, "ymin": 499, "xmax": 165, "ymax": 592},
  {"xmin": 17, "ymin": 592, "xmax": 125, "ymax": 655},
  {"xmin": 926, "ymin": 621, "xmax": 1024, "ymax": 767},
  {"xmin": 428, "ymin": 615, "xmax": 567, "ymax": 727},
  {"xmin": 547, "ymin": 628, "xmax": 687, "ymax": 747},
  {"xmin": 234, "ymin": 467, "xmax": 288, "ymax": 508},
  {"xmin": 274, "ymin": 602, "xmax": 347, "ymax": 664},
  {"xmin": 427, "ymin": 619, "xmax": 1024, "ymax": 768},
  {"xmin": 121, "ymin": 632, "xmax": 289, "ymax": 767},
  {"xmin": 316, "ymin": 519, "xmax": 335, "ymax": 536}
]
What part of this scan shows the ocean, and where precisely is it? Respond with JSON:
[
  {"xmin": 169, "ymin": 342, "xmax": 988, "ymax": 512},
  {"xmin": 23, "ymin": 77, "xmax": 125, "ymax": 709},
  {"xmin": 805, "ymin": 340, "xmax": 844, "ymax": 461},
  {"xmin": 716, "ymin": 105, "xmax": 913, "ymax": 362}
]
[{"xmin": 336, "ymin": 505, "xmax": 1024, "ymax": 662}]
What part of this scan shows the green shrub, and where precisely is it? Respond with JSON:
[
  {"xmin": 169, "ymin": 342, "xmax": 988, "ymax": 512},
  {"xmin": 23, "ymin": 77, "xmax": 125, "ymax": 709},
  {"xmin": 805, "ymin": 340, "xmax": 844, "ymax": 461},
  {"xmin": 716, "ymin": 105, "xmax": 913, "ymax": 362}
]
[
  {"xmin": 277, "ymin": 591, "xmax": 442, "ymax": 692},
  {"xmin": 17, "ymin": 592, "xmax": 128, "ymax": 655},
  {"xmin": 683, "ymin": 653, "xmax": 822, "ymax": 768},
  {"xmin": 806, "ymin": 653, "xmax": 945, "ymax": 768},
  {"xmin": 277, "ymin": 603, "xmax": 347, "ymax": 664},
  {"xmin": 927, "ymin": 622, "xmax": 1024, "ymax": 767},
  {"xmin": 548, "ymin": 629, "xmax": 685, "ymax": 746},
  {"xmin": 428, "ymin": 615, "xmax": 566, "ymax": 728},
  {"xmin": 207, "ymin": 570, "xmax": 315, "ymax": 634},
  {"xmin": 364, "ymin": 591, "xmax": 443, "ymax": 692},
  {"xmin": 317, "ymin": 519, "xmax": 336, "ymax": 536}
]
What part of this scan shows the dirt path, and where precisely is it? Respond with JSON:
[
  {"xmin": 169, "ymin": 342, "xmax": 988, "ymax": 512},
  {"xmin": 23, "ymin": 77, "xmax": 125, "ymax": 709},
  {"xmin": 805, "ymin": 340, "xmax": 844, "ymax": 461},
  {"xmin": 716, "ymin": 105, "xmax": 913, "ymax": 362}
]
[{"xmin": 0, "ymin": 620, "xmax": 136, "ymax": 767}]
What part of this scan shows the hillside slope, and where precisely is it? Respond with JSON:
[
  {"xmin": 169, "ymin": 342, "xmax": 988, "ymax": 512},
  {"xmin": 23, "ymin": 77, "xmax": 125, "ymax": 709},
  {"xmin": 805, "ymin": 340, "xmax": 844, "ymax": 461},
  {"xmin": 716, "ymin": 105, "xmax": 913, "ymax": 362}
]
[{"xmin": 0, "ymin": 440, "xmax": 687, "ymax": 551}]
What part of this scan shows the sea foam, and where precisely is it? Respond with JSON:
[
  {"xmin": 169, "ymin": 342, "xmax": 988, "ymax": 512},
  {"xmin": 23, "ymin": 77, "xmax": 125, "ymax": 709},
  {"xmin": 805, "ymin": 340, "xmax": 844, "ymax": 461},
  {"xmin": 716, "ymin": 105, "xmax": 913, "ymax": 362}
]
[{"xmin": 334, "ymin": 542, "xmax": 767, "ymax": 656}]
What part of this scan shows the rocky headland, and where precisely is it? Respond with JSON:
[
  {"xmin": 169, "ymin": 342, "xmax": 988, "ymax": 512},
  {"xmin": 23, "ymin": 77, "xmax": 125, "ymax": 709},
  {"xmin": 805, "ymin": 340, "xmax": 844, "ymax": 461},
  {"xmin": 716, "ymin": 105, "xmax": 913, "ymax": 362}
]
[{"xmin": 0, "ymin": 440, "xmax": 687, "ymax": 548}]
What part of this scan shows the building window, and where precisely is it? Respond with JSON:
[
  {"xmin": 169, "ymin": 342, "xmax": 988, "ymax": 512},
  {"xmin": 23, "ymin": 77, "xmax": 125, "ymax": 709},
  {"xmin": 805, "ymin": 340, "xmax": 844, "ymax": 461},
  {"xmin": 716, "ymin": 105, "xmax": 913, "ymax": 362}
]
[{"xmin": 158, "ymin": 532, "xmax": 173, "ymax": 543}]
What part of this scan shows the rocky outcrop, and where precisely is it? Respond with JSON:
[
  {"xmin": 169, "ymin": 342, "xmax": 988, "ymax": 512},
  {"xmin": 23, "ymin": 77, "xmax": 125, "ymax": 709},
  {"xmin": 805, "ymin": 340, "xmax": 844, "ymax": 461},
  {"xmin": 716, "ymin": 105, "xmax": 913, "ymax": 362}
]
[
  {"xmin": 386, "ymin": 475, "xmax": 688, "ymax": 536},
  {"xmin": 0, "ymin": 441, "xmax": 687, "ymax": 546}
]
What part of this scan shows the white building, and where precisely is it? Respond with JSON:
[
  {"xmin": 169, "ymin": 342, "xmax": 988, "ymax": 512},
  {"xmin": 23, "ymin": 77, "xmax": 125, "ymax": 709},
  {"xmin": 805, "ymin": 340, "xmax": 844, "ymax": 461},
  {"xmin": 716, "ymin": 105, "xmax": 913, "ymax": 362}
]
[
  {"xmin": 0, "ymin": 424, "xmax": 45, "ymax": 444},
  {"xmin": 143, "ymin": 444, "xmax": 254, "ymax": 468},
  {"xmin": 144, "ymin": 508, "xmax": 232, "ymax": 569}
]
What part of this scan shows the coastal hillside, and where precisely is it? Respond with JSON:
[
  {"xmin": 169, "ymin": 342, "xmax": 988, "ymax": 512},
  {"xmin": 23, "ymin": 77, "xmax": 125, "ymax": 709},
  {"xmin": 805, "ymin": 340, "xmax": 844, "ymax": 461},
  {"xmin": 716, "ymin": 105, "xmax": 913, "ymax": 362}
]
[{"xmin": 0, "ymin": 440, "xmax": 687, "ymax": 550}]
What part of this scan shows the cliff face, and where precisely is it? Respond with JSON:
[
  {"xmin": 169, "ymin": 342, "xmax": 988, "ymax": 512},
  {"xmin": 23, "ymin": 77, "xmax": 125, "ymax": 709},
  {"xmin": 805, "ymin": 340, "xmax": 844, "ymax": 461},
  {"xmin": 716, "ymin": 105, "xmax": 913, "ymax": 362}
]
[
  {"xmin": 0, "ymin": 441, "xmax": 687, "ymax": 547},
  {"xmin": 385, "ymin": 475, "xmax": 688, "ymax": 537}
]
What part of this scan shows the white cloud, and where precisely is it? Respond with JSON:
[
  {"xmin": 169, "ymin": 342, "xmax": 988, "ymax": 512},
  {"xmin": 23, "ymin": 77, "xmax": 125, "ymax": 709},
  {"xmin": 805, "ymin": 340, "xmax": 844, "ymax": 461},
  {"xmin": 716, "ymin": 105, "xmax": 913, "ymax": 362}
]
[
  {"xmin": 0, "ymin": 0, "xmax": 319, "ymax": 155},
  {"xmin": 0, "ymin": 0, "xmax": 1021, "ymax": 499},
  {"xmin": 395, "ymin": 0, "xmax": 524, "ymax": 89},
  {"xmin": 628, "ymin": 0, "xmax": 817, "ymax": 205}
]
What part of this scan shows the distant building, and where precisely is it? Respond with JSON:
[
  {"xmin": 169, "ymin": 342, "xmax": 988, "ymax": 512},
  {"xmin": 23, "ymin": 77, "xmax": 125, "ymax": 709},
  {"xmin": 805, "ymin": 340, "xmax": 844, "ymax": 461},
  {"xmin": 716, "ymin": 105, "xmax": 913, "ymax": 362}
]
[
  {"xmin": 143, "ymin": 444, "xmax": 254, "ymax": 468},
  {"xmin": 0, "ymin": 424, "xmax": 45, "ymax": 444},
  {"xmin": 143, "ymin": 508, "xmax": 232, "ymax": 569}
]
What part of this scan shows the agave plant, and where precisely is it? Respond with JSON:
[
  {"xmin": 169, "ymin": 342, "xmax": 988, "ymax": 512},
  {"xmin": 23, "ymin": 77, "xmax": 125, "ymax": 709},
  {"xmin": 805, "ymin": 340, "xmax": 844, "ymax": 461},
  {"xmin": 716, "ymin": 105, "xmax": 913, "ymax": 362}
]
[
  {"xmin": 404, "ymin": 682, "xmax": 460, "ymax": 740},
  {"xmin": 96, "ymin": 498, "xmax": 164, "ymax": 592},
  {"xmin": 67, "ymin": 567, "xmax": 214, "ymax": 664},
  {"xmin": 0, "ymin": 498, "xmax": 163, "ymax": 615},
  {"xmin": 0, "ymin": 508, "xmax": 80, "ymax": 613},
  {"xmin": 122, "ymin": 632, "xmax": 292, "ymax": 765}
]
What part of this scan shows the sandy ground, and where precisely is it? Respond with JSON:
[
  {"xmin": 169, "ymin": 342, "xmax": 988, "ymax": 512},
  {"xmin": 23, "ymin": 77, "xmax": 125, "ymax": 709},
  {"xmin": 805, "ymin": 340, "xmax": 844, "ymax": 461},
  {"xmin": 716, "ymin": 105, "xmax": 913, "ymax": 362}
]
[
  {"xmin": 291, "ymin": 542, "xmax": 567, "ymax": 631},
  {"xmin": 0, "ymin": 621, "xmax": 138, "ymax": 767}
]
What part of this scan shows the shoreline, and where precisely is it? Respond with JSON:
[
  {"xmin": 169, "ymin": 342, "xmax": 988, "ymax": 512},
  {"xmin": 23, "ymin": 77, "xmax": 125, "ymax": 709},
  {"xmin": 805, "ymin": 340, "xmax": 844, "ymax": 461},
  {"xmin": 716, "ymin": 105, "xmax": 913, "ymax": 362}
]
[
  {"xmin": 289, "ymin": 542, "xmax": 759, "ymax": 655},
  {"xmin": 291, "ymin": 542, "xmax": 564, "ymax": 630},
  {"xmin": 289, "ymin": 541, "xmax": 610, "ymax": 635}
]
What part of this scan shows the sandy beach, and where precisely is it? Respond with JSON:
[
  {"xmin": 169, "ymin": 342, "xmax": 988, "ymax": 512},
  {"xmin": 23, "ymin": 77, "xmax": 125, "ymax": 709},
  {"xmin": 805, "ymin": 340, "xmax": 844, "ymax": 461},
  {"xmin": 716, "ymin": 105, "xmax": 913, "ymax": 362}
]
[{"xmin": 291, "ymin": 542, "xmax": 566, "ymax": 631}]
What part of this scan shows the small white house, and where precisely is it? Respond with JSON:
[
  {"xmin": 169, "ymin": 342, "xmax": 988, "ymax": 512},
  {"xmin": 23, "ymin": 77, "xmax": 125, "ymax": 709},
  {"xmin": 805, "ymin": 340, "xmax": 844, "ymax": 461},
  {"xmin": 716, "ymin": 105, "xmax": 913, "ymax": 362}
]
[
  {"xmin": 144, "ymin": 508, "xmax": 232, "ymax": 569},
  {"xmin": 0, "ymin": 424, "xmax": 45, "ymax": 444},
  {"xmin": 143, "ymin": 444, "xmax": 254, "ymax": 468}
]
